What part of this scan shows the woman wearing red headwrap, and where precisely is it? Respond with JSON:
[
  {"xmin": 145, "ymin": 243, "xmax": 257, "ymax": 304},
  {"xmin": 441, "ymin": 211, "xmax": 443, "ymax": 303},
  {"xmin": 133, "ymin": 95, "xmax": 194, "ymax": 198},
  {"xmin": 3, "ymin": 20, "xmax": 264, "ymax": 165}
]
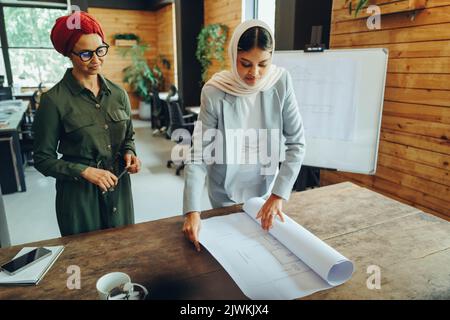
[{"xmin": 33, "ymin": 11, "xmax": 141, "ymax": 236}]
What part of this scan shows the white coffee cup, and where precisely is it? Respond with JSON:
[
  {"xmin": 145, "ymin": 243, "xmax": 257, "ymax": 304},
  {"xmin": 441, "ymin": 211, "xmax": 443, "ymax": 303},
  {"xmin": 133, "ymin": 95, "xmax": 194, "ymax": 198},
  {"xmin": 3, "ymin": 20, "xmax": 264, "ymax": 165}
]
[
  {"xmin": 107, "ymin": 282, "xmax": 148, "ymax": 300},
  {"xmin": 96, "ymin": 272, "xmax": 131, "ymax": 300}
]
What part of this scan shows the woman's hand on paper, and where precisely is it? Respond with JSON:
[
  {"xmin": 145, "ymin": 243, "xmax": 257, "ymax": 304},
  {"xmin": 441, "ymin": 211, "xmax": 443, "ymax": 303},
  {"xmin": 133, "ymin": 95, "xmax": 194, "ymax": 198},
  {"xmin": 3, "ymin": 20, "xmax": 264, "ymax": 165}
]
[
  {"xmin": 256, "ymin": 194, "xmax": 285, "ymax": 231},
  {"xmin": 183, "ymin": 211, "xmax": 201, "ymax": 252}
]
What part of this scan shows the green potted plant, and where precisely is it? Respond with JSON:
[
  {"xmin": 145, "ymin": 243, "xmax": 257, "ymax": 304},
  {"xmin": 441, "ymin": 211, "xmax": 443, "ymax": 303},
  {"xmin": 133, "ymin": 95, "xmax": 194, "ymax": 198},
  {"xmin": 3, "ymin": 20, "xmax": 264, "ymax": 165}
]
[
  {"xmin": 196, "ymin": 23, "xmax": 229, "ymax": 82},
  {"xmin": 155, "ymin": 55, "xmax": 171, "ymax": 91},
  {"xmin": 120, "ymin": 44, "xmax": 159, "ymax": 120},
  {"xmin": 113, "ymin": 33, "xmax": 140, "ymax": 47},
  {"xmin": 346, "ymin": 0, "xmax": 370, "ymax": 17}
]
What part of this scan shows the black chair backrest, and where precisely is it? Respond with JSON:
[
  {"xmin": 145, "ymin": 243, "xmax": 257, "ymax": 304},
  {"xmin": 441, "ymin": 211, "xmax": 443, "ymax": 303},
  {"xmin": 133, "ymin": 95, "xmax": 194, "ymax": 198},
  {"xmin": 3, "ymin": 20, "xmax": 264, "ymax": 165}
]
[
  {"xmin": 0, "ymin": 87, "xmax": 13, "ymax": 101},
  {"xmin": 168, "ymin": 101, "xmax": 185, "ymax": 130},
  {"xmin": 167, "ymin": 85, "xmax": 178, "ymax": 99},
  {"xmin": 166, "ymin": 84, "xmax": 185, "ymax": 112}
]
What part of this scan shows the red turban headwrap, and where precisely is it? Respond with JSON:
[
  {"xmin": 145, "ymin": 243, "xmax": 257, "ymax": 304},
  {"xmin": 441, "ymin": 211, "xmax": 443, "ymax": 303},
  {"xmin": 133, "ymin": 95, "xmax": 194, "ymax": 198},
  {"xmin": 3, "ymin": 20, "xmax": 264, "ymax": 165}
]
[{"xmin": 50, "ymin": 11, "xmax": 105, "ymax": 57}]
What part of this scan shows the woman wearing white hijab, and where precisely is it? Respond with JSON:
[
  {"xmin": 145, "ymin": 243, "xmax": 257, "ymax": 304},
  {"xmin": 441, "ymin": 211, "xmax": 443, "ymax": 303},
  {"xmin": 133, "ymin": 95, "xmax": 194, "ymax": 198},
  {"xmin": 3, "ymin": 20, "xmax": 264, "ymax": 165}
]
[{"xmin": 183, "ymin": 20, "xmax": 306, "ymax": 251}]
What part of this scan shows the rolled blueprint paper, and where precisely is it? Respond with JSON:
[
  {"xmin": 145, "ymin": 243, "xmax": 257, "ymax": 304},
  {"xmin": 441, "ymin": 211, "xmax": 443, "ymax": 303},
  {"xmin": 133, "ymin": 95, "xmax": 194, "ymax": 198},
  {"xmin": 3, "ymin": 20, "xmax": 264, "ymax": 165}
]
[{"xmin": 243, "ymin": 197, "xmax": 354, "ymax": 286}]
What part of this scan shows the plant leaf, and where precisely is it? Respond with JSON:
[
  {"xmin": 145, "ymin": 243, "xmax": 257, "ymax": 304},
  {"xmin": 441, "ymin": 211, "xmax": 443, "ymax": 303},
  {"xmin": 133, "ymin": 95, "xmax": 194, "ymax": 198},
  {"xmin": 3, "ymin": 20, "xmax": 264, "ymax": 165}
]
[
  {"xmin": 196, "ymin": 23, "xmax": 229, "ymax": 82},
  {"xmin": 355, "ymin": 0, "xmax": 369, "ymax": 17}
]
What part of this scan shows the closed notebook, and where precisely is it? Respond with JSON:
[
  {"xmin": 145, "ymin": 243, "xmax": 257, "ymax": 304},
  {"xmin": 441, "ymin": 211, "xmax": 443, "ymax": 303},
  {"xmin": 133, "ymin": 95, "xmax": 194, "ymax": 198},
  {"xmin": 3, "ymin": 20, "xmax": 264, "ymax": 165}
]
[{"xmin": 0, "ymin": 246, "xmax": 64, "ymax": 285}]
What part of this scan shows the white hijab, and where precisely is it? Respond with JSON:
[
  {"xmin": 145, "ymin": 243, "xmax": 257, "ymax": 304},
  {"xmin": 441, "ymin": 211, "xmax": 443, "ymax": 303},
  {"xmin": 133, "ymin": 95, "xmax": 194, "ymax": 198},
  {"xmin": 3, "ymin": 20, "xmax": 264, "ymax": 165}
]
[{"xmin": 205, "ymin": 19, "xmax": 284, "ymax": 97}]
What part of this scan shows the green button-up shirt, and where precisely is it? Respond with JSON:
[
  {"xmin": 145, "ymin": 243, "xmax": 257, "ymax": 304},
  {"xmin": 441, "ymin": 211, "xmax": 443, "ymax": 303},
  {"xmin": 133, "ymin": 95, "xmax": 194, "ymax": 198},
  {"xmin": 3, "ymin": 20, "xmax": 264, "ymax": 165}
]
[
  {"xmin": 33, "ymin": 68, "xmax": 136, "ymax": 180},
  {"xmin": 33, "ymin": 68, "xmax": 136, "ymax": 236}
]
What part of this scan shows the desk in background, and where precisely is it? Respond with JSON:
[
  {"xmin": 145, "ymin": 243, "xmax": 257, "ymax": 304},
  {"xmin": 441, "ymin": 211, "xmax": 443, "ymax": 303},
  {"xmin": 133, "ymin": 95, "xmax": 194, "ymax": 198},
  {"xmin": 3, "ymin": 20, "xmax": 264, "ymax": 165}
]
[
  {"xmin": 186, "ymin": 106, "xmax": 200, "ymax": 115},
  {"xmin": 185, "ymin": 106, "xmax": 200, "ymax": 123},
  {"xmin": 0, "ymin": 100, "xmax": 29, "ymax": 193},
  {"xmin": 0, "ymin": 185, "xmax": 10, "ymax": 248},
  {"xmin": 0, "ymin": 182, "xmax": 448, "ymax": 299},
  {"xmin": 13, "ymin": 91, "xmax": 34, "ymax": 99}
]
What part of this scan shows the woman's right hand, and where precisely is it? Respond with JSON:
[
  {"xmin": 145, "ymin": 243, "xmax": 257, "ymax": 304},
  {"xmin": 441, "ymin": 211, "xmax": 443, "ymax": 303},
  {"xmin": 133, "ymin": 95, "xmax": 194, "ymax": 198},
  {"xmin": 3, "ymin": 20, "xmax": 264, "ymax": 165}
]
[
  {"xmin": 80, "ymin": 167, "xmax": 118, "ymax": 192},
  {"xmin": 183, "ymin": 211, "xmax": 201, "ymax": 252}
]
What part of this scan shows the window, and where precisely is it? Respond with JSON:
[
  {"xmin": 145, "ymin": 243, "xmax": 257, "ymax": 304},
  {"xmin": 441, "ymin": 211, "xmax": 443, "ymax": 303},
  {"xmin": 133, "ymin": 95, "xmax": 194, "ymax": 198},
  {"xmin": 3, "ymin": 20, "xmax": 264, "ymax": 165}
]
[
  {"xmin": 243, "ymin": 0, "xmax": 276, "ymax": 34},
  {"xmin": 243, "ymin": 0, "xmax": 257, "ymax": 20},
  {"xmin": 3, "ymin": 6, "xmax": 70, "ymax": 88},
  {"xmin": 256, "ymin": 0, "xmax": 276, "ymax": 34}
]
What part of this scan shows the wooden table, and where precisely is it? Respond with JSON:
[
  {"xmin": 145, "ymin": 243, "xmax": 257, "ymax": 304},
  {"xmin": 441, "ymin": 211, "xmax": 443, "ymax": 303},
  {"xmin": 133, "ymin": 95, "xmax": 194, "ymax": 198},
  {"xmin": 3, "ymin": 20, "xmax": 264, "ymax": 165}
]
[{"xmin": 0, "ymin": 182, "xmax": 449, "ymax": 299}]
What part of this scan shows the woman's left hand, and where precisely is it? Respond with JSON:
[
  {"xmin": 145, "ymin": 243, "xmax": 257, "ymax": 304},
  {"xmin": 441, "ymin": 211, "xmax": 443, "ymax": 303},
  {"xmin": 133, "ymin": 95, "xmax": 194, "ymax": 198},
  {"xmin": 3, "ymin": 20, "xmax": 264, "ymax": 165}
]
[
  {"xmin": 256, "ymin": 194, "xmax": 285, "ymax": 231},
  {"xmin": 124, "ymin": 153, "xmax": 141, "ymax": 174}
]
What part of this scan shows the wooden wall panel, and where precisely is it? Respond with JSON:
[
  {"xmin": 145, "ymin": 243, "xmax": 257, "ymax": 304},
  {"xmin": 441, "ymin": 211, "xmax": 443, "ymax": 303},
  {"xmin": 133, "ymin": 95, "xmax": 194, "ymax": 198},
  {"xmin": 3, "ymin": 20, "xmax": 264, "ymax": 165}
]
[
  {"xmin": 379, "ymin": 140, "xmax": 449, "ymax": 170},
  {"xmin": 328, "ymin": 0, "xmax": 450, "ymax": 219},
  {"xmin": 88, "ymin": 8, "xmax": 157, "ymax": 109},
  {"xmin": 386, "ymin": 74, "xmax": 450, "ymax": 90},
  {"xmin": 380, "ymin": 128, "xmax": 450, "ymax": 155},
  {"xmin": 331, "ymin": 23, "xmax": 450, "ymax": 47},
  {"xmin": 89, "ymin": 7, "xmax": 175, "ymax": 109},
  {"xmin": 332, "ymin": 5, "xmax": 450, "ymax": 35},
  {"xmin": 334, "ymin": 40, "xmax": 450, "ymax": 58},
  {"xmin": 156, "ymin": 4, "xmax": 176, "ymax": 91},
  {"xmin": 203, "ymin": 0, "xmax": 242, "ymax": 80},
  {"xmin": 382, "ymin": 101, "xmax": 450, "ymax": 123},
  {"xmin": 381, "ymin": 115, "xmax": 450, "ymax": 139}
]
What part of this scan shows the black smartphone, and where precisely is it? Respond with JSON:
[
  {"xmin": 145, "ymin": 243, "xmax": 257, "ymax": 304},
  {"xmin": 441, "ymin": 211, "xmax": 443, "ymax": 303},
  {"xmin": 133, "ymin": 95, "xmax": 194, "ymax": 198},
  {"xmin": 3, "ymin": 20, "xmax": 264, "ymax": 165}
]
[{"xmin": 0, "ymin": 247, "xmax": 52, "ymax": 275}]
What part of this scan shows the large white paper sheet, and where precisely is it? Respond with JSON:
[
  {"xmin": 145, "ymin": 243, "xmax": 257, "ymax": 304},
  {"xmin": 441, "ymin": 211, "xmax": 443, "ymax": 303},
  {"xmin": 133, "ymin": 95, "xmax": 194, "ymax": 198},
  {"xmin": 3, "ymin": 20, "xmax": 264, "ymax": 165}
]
[{"xmin": 199, "ymin": 198, "xmax": 354, "ymax": 299}]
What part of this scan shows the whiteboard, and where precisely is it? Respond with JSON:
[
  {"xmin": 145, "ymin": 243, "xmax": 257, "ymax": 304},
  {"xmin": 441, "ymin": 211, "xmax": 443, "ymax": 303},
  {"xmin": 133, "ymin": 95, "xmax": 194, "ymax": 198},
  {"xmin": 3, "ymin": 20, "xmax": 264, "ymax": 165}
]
[{"xmin": 273, "ymin": 48, "xmax": 388, "ymax": 174}]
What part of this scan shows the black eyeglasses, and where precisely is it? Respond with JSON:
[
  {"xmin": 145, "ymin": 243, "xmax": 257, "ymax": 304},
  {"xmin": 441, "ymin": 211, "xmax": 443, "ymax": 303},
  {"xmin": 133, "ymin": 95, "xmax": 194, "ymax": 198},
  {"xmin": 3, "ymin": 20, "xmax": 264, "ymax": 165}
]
[{"xmin": 71, "ymin": 43, "xmax": 109, "ymax": 62}]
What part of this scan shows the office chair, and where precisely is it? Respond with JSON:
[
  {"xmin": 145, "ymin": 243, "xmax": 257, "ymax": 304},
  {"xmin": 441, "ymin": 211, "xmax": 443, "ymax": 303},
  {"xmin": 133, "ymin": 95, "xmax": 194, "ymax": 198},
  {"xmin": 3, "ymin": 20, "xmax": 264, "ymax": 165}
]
[
  {"xmin": 0, "ymin": 87, "xmax": 13, "ymax": 101},
  {"xmin": 151, "ymin": 89, "xmax": 170, "ymax": 136},
  {"xmin": 19, "ymin": 115, "xmax": 34, "ymax": 166},
  {"xmin": 166, "ymin": 84, "xmax": 177, "ymax": 101},
  {"xmin": 18, "ymin": 87, "xmax": 43, "ymax": 166},
  {"xmin": 166, "ymin": 101, "xmax": 195, "ymax": 176},
  {"xmin": 166, "ymin": 84, "xmax": 183, "ymax": 109}
]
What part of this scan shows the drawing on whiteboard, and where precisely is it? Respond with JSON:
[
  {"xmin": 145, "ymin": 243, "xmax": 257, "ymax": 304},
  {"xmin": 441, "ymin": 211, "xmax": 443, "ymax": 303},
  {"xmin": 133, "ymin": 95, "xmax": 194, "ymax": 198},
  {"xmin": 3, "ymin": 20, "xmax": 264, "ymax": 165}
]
[
  {"xmin": 282, "ymin": 57, "xmax": 358, "ymax": 142},
  {"xmin": 272, "ymin": 49, "xmax": 388, "ymax": 173}
]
